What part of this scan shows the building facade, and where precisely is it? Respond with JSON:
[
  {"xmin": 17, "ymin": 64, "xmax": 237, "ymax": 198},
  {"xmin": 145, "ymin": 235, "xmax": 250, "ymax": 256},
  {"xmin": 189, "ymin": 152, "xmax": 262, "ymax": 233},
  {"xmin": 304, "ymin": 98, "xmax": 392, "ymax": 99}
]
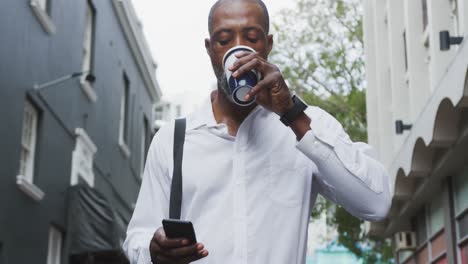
[
  {"xmin": 0, "ymin": 0, "xmax": 161, "ymax": 263},
  {"xmin": 363, "ymin": 0, "xmax": 468, "ymax": 263},
  {"xmin": 154, "ymin": 99, "xmax": 183, "ymax": 130}
]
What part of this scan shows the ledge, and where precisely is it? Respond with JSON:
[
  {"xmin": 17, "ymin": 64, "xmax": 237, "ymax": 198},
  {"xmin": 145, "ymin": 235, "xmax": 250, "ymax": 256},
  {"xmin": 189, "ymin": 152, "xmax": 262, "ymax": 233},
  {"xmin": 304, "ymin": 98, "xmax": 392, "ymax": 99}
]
[
  {"xmin": 16, "ymin": 175, "xmax": 45, "ymax": 202},
  {"xmin": 111, "ymin": 0, "xmax": 162, "ymax": 102},
  {"xmin": 75, "ymin": 128, "xmax": 98, "ymax": 154},
  {"xmin": 80, "ymin": 80, "xmax": 97, "ymax": 102},
  {"xmin": 29, "ymin": 0, "xmax": 56, "ymax": 34}
]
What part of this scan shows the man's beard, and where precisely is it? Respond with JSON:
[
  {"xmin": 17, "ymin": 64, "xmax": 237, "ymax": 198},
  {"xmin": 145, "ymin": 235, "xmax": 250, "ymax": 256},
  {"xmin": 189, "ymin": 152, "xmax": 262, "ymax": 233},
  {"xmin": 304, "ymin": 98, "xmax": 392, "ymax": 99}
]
[{"xmin": 214, "ymin": 67, "xmax": 234, "ymax": 103}]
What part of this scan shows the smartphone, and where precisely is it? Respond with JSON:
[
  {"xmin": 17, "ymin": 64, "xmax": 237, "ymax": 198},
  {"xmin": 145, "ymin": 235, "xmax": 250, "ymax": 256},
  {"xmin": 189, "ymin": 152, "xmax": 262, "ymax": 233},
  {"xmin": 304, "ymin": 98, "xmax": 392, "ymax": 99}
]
[{"xmin": 162, "ymin": 219, "xmax": 197, "ymax": 244}]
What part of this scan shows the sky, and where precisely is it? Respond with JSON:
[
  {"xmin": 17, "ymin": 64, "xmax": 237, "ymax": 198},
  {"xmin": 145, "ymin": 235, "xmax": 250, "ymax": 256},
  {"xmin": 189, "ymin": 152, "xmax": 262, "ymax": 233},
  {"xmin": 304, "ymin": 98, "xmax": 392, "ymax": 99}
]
[{"xmin": 132, "ymin": 0, "xmax": 296, "ymax": 114}]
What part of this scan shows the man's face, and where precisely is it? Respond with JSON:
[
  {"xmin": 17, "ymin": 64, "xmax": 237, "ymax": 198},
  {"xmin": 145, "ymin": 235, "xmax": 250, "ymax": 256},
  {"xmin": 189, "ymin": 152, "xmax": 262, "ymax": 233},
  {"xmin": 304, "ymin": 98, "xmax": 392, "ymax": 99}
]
[{"xmin": 205, "ymin": 1, "xmax": 273, "ymax": 93}]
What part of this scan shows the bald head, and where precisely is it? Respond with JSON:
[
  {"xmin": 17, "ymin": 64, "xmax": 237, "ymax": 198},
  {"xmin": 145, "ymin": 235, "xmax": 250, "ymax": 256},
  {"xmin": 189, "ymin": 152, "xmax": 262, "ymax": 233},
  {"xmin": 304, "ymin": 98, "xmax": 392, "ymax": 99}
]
[{"xmin": 208, "ymin": 0, "xmax": 270, "ymax": 35}]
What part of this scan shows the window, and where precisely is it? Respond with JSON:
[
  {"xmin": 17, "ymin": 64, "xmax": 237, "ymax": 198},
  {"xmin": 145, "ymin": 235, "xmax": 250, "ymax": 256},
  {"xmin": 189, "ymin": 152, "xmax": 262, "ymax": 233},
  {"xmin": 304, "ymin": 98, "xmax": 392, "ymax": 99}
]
[
  {"xmin": 176, "ymin": 105, "xmax": 182, "ymax": 117},
  {"xmin": 461, "ymin": 243, "xmax": 468, "ymax": 264},
  {"xmin": 454, "ymin": 168, "xmax": 468, "ymax": 215},
  {"xmin": 119, "ymin": 73, "xmax": 131, "ymax": 158},
  {"xmin": 140, "ymin": 117, "xmax": 150, "ymax": 176},
  {"xmin": 429, "ymin": 194, "xmax": 444, "ymax": 236},
  {"xmin": 46, "ymin": 226, "xmax": 62, "ymax": 264},
  {"xmin": 80, "ymin": 0, "xmax": 97, "ymax": 102},
  {"xmin": 70, "ymin": 128, "xmax": 97, "ymax": 187},
  {"xmin": 29, "ymin": 0, "xmax": 56, "ymax": 34},
  {"xmin": 450, "ymin": 0, "xmax": 459, "ymax": 34},
  {"xmin": 422, "ymin": 0, "xmax": 428, "ymax": 31},
  {"xmin": 154, "ymin": 106, "xmax": 164, "ymax": 121},
  {"xmin": 403, "ymin": 31, "xmax": 408, "ymax": 72},
  {"xmin": 454, "ymin": 168, "xmax": 468, "ymax": 256},
  {"xmin": 19, "ymin": 100, "xmax": 39, "ymax": 183},
  {"xmin": 0, "ymin": 242, "xmax": 3, "ymax": 264},
  {"xmin": 17, "ymin": 100, "xmax": 44, "ymax": 201},
  {"xmin": 412, "ymin": 209, "xmax": 427, "ymax": 245}
]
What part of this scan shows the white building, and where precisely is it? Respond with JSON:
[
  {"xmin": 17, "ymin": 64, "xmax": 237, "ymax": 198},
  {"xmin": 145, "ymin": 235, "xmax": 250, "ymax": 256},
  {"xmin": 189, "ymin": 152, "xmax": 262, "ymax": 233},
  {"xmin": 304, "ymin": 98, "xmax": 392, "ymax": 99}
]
[
  {"xmin": 154, "ymin": 89, "xmax": 207, "ymax": 130},
  {"xmin": 363, "ymin": 0, "xmax": 468, "ymax": 263}
]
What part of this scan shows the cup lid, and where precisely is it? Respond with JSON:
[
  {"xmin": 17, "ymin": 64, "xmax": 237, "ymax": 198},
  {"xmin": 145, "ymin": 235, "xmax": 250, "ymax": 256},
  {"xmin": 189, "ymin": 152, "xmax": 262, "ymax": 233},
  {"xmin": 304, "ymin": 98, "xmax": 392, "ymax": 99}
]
[{"xmin": 222, "ymin": 45, "xmax": 257, "ymax": 65}]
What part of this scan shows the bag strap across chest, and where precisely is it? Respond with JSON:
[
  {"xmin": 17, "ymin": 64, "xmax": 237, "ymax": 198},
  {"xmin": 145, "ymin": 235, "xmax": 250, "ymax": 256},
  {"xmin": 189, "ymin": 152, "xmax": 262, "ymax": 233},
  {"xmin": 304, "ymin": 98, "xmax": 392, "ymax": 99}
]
[{"xmin": 169, "ymin": 118, "xmax": 186, "ymax": 219}]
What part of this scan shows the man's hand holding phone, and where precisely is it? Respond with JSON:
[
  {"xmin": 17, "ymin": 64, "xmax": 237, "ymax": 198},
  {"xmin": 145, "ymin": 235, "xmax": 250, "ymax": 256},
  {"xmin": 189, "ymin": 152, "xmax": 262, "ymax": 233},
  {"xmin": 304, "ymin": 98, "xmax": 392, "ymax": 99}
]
[{"xmin": 149, "ymin": 221, "xmax": 208, "ymax": 264}]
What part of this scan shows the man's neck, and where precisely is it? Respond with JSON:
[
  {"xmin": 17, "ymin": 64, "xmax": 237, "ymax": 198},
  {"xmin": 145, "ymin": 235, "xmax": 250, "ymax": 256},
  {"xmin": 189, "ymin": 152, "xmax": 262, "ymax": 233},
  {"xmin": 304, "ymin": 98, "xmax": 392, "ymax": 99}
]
[{"xmin": 211, "ymin": 89, "xmax": 257, "ymax": 136}]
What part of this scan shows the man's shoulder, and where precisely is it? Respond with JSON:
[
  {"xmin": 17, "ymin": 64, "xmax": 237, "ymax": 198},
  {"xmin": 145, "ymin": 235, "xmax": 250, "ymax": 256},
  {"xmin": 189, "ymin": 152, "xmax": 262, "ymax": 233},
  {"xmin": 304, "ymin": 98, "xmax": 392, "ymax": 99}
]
[{"xmin": 154, "ymin": 119, "xmax": 177, "ymax": 141}]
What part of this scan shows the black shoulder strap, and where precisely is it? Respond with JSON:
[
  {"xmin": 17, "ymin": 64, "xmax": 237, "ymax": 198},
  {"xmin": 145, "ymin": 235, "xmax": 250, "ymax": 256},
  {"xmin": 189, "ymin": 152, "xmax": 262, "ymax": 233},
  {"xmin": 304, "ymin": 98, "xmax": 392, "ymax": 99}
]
[{"xmin": 169, "ymin": 118, "xmax": 186, "ymax": 219}]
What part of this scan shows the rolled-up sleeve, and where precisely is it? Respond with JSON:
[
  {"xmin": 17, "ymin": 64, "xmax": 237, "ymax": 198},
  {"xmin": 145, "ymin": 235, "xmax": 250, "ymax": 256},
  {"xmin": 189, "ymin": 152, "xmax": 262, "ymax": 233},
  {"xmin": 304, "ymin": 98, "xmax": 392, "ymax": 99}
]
[
  {"xmin": 123, "ymin": 127, "xmax": 171, "ymax": 263},
  {"xmin": 296, "ymin": 106, "xmax": 391, "ymax": 222}
]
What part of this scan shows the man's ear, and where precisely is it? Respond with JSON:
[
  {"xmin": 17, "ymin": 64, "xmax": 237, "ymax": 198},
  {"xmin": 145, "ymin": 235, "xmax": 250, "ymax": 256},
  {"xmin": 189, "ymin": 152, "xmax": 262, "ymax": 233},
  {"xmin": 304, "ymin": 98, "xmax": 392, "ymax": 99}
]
[
  {"xmin": 205, "ymin": 38, "xmax": 212, "ymax": 56},
  {"xmin": 267, "ymin": 34, "xmax": 274, "ymax": 55}
]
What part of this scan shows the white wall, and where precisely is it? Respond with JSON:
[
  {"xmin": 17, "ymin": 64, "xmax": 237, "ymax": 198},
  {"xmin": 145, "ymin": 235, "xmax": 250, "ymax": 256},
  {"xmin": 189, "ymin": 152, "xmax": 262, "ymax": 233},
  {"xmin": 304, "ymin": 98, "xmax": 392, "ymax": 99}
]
[{"xmin": 364, "ymin": 0, "xmax": 467, "ymax": 167}]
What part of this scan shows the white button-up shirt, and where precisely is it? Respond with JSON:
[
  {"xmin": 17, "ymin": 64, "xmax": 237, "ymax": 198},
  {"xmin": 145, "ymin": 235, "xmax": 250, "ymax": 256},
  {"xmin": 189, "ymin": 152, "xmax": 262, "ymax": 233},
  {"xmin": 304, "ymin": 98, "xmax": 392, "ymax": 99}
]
[{"xmin": 123, "ymin": 97, "xmax": 391, "ymax": 264}]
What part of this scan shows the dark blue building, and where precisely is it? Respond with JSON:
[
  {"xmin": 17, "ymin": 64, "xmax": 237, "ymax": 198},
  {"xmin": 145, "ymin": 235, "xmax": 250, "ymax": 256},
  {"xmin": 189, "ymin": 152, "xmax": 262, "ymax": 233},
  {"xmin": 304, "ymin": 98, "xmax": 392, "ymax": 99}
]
[{"xmin": 0, "ymin": 0, "xmax": 161, "ymax": 263}]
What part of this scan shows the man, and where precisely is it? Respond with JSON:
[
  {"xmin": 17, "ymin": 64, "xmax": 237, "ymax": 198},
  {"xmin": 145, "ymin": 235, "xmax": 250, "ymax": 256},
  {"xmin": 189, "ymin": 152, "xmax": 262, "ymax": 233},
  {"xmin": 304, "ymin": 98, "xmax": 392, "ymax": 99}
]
[{"xmin": 123, "ymin": 0, "xmax": 391, "ymax": 263}]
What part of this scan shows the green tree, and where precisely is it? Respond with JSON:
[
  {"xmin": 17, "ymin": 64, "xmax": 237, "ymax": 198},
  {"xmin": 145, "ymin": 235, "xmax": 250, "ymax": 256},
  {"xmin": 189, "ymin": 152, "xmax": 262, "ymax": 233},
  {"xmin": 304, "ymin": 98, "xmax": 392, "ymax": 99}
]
[{"xmin": 270, "ymin": 0, "xmax": 393, "ymax": 262}]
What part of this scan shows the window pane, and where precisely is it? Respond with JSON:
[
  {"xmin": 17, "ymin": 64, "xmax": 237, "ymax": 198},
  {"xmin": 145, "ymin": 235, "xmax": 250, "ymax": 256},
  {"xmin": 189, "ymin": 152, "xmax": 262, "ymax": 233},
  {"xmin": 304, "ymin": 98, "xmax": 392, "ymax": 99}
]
[
  {"xmin": 19, "ymin": 148, "xmax": 28, "ymax": 176},
  {"xmin": 429, "ymin": 195, "xmax": 444, "ymax": 235},
  {"xmin": 120, "ymin": 74, "xmax": 131, "ymax": 146},
  {"xmin": 155, "ymin": 106, "xmax": 163, "ymax": 120},
  {"xmin": 459, "ymin": 212, "xmax": 468, "ymax": 240},
  {"xmin": 141, "ymin": 117, "xmax": 148, "ymax": 175},
  {"xmin": 0, "ymin": 242, "xmax": 3, "ymax": 264},
  {"xmin": 82, "ymin": 2, "xmax": 94, "ymax": 73},
  {"xmin": 412, "ymin": 209, "xmax": 427, "ymax": 245},
  {"xmin": 20, "ymin": 101, "xmax": 38, "ymax": 182},
  {"xmin": 454, "ymin": 168, "xmax": 468, "ymax": 215},
  {"xmin": 403, "ymin": 31, "xmax": 408, "ymax": 71},
  {"xmin": 416, "ymin": 245, "xmax": 428, "ymax": 264},
  {"xmin": 46, "ymin": 227, "xmax": 62, "ymax": 264},
  {"xmin": 430, "ymin": 230, "xmax": 446, "ymax": 259},
  {"xmin": 422, "ymin": 0, "xmax": 428, "ymax": 31},
  {"xmin": 460, "ymin": 242, "xmax": 468, "ymax": 264},
  {"xmin": 23, "ymin": 104, "xmax": 35, "ymax": 146},
  {"xmin": 176, "ymin": 105, "xmax": 182, "ymax": 117},
  {"xmin": 399, "ymin": 250, "xmax": 413, "ymax": 263},
  {"xmin": 123, "ymin": 77, "xmax": 130, "ymax": 143}
]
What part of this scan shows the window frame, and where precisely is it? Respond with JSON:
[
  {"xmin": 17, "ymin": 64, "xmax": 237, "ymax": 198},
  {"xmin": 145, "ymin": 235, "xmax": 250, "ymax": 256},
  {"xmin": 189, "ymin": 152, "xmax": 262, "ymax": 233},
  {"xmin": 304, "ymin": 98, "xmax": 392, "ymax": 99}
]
[
  {"xmin": 70, "ymin": 128, "xmax": 97, "ymax": 187},
  {"xmin": 422, "ymin": 0, "xmax": 428, "ymax": 31},
  {"xmin": 140, "ymin": 116, "xmax": 150, "ymax": 177},
  {"xmin": 403, "ymin": 30, "xmax": 409, "ymax": 73},
  {"xmin": 119, "ymin": 73, "xmax": 131, "ymax": 158},
  {"xmin": 16, "ymin": 98, "xmax": 44, "ymax": 201},
  {"xmin": 46, "ymin": 226, "xmax": 63, "ymax": 264},
  {"xmin": 450, "ymin": 0, "xmax": 459, "ymax": 34},
  {"xmin": 406, "ymin": 194, "xmax": 448, "ymax": 264},
  {"xmin": 19, "ymin": 100, "xmax": 39, "ymax": 183},
  {"xmin": 80, "ymin": 0, "xmax": 97, "ymax": 102},
  {"xmin": 29, "ymin": 0, "xmax": 56, "ymax": 34},
  {"xmin": 453, "ymin": 168, "xmax": 468, "ymax": 262}
]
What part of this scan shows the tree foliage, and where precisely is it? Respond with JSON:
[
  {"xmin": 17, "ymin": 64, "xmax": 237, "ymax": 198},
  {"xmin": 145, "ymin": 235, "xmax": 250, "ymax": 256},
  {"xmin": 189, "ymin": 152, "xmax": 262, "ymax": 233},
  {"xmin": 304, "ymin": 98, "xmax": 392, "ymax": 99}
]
[{"xmin": 270, "ymin": 0, "xmax": 393, "ymax": 262}]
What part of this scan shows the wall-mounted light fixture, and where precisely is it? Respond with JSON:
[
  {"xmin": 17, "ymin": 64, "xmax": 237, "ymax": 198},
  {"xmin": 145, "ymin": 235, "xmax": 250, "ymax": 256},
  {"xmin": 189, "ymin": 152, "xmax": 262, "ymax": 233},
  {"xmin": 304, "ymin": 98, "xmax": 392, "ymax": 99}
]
[
  {"xmin": 33, "ymin": 71, "xmax": 96, "ymax": 90},
  {"xmin": 395, "ymin": 120, "xmax": 412, "ymax": 135},
  {"xmin": 440, "ymin": 31, "xmax": 464, "ymax": 51}
]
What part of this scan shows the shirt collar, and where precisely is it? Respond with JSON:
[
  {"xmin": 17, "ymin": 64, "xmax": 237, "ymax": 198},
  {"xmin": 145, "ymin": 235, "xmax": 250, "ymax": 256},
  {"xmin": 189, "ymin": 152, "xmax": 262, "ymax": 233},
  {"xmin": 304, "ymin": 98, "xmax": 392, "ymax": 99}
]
[
  {"xmin": 186, "ymin": 95, "xmax": 219, "ymax": 131},
  {"xmin": 186, "ymin": 93, "xmax": 265, "ymax": 131}
]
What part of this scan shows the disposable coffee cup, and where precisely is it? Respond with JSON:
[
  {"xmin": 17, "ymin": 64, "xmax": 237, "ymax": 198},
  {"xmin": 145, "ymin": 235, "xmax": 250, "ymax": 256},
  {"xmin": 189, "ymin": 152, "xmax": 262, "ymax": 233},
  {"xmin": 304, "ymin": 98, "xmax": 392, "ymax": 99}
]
[{"xmin": 222, "ymin": 45, "xmax": 261, "ymax": 106}]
